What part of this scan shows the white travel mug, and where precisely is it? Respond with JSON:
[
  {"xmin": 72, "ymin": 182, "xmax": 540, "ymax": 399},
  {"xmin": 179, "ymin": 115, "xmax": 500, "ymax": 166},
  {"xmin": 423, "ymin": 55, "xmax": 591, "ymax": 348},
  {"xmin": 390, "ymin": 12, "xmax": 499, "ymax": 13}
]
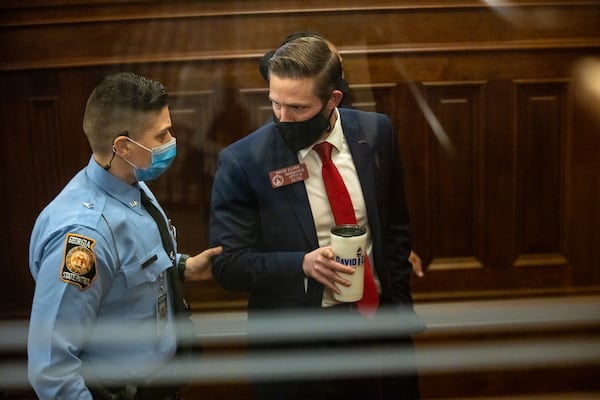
[{"xmin": 330, "ymin": 224, "xmax": 367, "ymax": 302}]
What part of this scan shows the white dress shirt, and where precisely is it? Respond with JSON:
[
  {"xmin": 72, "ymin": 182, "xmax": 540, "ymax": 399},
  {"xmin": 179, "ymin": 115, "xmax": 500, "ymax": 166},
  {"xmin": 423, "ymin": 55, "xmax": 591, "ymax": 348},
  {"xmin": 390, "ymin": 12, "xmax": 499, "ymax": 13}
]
[{"xmin": 298, "ymin": 108, "xmax": 380, "ymax": 306}]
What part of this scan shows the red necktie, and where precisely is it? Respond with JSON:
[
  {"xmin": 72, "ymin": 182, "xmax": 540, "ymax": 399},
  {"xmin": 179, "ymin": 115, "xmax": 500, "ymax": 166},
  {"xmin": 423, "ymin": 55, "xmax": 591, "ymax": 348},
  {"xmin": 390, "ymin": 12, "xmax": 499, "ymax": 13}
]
[{"xmin": 313, "ymin": 142, "xmax": 379, "ymax": 316}]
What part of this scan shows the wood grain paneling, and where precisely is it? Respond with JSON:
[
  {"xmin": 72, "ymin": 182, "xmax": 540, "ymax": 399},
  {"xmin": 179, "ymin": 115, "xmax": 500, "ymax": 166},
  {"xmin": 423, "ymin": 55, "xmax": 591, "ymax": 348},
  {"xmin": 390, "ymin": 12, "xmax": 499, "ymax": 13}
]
[
  {"xmin": 2, "ymin": 1, "xmax": 600, "ymax": 72},
  {"xmin": 515, "ymin": 82, "xmax": 566, "ymax": 251},
  {"xmin": 149, "ymin": 89, "xmax": 214, "ymax": 208},
  {"xmin": 1, "ymin": 1, "xmax": 599, "ymax": 317},
  {"xmin": 1, "ymin": 2, "xmax": 600, "ymax": 399},
  {"xmin": 425, "ymin": 83, "xmax": 485, "ymax": 270},
  {"xmin": 29, "ymin": 96, "xmax": 65, "ymax": 202},
  {"xmin": 514, "ymin": 81, "xmax": 570, "ymax": 276}
]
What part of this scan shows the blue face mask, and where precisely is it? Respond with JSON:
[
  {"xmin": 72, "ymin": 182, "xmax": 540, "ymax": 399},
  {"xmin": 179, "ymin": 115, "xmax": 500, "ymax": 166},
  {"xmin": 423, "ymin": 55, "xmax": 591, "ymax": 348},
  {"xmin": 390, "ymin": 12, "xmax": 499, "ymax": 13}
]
[{"xmin": 126, "ymin": 137, "xmax": 177, "ymax": 181}]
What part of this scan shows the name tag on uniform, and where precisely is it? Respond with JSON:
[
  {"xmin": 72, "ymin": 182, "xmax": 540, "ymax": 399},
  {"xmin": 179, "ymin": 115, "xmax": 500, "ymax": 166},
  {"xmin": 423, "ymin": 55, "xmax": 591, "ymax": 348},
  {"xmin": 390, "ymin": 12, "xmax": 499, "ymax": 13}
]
[{"xmin": 269, "ymin": 163, "xmax": 309, "ymax": 188}]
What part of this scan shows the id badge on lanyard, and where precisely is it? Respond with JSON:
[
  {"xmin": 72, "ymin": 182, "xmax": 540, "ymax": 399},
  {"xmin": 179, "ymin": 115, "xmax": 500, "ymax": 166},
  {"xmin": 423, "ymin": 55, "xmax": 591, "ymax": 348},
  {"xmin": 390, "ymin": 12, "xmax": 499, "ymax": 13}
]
[{"xmin": 156, "ymin": 272, "xmax": 168, "ymax": 335}]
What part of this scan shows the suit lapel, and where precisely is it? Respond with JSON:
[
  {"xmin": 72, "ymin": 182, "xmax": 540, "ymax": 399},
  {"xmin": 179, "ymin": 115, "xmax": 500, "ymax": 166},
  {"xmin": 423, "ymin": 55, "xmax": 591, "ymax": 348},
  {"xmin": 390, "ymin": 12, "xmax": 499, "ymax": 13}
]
[
  {"xmin": 341, "ymin": 112, "xmax": 380, "ymax": 226},
  {"xmin": 269, "ymin": 130, "xmax": 319, "ymax": 248},
  {"xmin": 265, "ymin": 109, "xmax": 383, "ymax": 251}
]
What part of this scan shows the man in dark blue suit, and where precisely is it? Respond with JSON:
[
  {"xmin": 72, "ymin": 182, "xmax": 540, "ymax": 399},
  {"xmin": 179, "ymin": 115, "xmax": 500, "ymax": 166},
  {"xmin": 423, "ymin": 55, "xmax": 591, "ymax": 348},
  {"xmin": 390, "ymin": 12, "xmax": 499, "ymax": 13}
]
[{"xmin": 210, "ymin": 35, "xmax": 420, "ymax": 399}]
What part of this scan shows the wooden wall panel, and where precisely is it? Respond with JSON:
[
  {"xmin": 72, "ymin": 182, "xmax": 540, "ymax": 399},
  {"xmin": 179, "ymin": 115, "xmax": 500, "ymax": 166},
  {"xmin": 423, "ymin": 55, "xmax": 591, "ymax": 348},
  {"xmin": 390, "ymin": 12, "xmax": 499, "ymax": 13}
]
[
  {"xmin": 149, "ymin": 89, "xmax": 214, "ymax": 208},
  {"xmin": 2, "ymin": 1, "xmax": 600, "ymax": 74},
  {"xmin": 514, "ymin": 81, "xmax": 569, "ymax": 269},
  {"xmin": 426, "ymin": 83, "xmax": 485, "ymax": 271},
  {"xmin": 568, "ymin": 93, "xmax": 600, "ymax": 286},
  {"xmin": 29, "ymin": 96, "xmax": 66, "ymax": 202},
  {"xmin": 1, "ymin": 1, "xmax": 599, "ymax": 316}
]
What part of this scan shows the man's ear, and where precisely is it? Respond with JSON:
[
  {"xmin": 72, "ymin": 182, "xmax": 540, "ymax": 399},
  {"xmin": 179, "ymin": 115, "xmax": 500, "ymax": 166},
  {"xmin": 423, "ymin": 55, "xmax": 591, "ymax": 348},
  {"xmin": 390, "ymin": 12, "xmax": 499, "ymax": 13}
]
[{"xmin": 329, "ymin": 89, "xmax": 344, "ymax": 108}]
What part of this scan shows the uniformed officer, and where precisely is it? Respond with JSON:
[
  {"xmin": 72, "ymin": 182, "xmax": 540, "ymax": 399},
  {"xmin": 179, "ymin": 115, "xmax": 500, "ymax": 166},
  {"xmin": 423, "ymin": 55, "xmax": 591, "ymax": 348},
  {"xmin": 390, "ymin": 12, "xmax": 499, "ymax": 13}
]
[{"xmin": 27, "ymin": 72, "xmax": 222, "ymax": 399}]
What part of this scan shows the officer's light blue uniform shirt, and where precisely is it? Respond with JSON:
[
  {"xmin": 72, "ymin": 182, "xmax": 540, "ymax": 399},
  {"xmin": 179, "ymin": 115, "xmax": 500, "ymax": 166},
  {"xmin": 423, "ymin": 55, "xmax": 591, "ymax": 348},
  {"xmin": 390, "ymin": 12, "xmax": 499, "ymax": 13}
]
[{"xmin": 28, "ymin": 156, "xmax": 179, "ymax": 399}]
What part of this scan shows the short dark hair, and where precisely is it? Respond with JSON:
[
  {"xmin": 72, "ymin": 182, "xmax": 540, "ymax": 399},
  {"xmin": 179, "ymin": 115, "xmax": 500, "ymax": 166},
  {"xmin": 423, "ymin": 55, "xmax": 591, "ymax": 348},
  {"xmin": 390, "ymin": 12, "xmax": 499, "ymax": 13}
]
[
  {"xmin": 268, "ymin": 36, "xmax": 342, "ymax": 104},
  {"xmin": 83, "ymin": 72, "xmax": 168, "ymax": 154}
]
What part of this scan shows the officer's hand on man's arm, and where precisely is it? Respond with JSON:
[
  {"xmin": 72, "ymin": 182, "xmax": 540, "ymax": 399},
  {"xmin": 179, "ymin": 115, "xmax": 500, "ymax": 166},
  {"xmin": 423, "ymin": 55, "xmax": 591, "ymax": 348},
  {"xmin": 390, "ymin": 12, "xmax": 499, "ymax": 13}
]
[{"xmin": 183, "ymin": 246, "xmax": 223, "ymax": 281}]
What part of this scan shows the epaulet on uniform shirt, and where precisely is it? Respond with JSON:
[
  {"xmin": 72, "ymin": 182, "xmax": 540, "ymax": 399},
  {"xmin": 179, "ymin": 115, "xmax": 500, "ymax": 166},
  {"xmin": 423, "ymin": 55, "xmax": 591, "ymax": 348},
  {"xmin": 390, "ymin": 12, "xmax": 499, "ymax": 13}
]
[{"xmin": 50, "ymin": 186, "xmax": 111, "ymax": 247}]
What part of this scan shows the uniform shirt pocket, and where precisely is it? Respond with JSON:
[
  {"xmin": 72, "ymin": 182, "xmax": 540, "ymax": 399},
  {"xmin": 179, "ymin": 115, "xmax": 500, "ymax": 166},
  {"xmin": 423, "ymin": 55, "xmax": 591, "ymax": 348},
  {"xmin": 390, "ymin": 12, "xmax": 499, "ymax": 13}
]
[{"xmin": 121, "ymin": 243, "xmax": 173, "ymax": 288}]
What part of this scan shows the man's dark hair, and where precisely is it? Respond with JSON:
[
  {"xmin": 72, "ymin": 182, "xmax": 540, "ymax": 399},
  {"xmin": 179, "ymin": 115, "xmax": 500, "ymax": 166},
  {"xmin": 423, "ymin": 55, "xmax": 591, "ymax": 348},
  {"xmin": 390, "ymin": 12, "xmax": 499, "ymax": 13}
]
[
  {"xmin": 268, "ymin": 36, "xmax": 343, "ymax": 104},
  {"xmin": 259, "ymin": 31, "xmax": 325, "ymax": 81}
]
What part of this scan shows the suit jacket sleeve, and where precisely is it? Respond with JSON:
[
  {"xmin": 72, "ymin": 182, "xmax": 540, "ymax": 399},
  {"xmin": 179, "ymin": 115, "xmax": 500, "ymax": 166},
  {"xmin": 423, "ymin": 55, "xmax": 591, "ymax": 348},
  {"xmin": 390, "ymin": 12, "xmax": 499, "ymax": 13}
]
[
  {"xmin": 384, "ymin": 116, "xmax": 413, "ymax": 306},
  {"xmin": 209, "ymin": 141, "xmax": 310, "ymax": 301},
  {"xmin": 359, "ymin": 111, "xmax": 413, "ymax": 307}
]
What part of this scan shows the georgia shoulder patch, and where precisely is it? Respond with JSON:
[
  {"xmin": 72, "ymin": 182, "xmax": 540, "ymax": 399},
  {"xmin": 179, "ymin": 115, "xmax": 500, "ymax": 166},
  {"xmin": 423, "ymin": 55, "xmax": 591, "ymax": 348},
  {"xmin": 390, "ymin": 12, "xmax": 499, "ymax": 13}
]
[{"xmin": 60, "ymin": 233, "xmax": 97, "ymax": 290}]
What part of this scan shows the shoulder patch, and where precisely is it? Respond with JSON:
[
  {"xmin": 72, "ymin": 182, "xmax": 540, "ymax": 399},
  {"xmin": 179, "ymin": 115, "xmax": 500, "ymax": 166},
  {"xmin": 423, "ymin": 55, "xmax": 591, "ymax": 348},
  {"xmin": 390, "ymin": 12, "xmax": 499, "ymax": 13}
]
[{"xmin": 60, "ymin": 233, "xmax": 97, "ymax": 290}]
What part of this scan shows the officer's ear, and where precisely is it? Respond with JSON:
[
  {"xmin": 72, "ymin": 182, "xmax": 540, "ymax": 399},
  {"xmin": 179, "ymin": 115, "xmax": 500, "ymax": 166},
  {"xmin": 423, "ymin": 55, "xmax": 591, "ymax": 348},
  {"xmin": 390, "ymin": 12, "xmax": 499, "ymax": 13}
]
[{"xmin": 112, "ymin": 131, "xmax": 131, "ymax": 156}]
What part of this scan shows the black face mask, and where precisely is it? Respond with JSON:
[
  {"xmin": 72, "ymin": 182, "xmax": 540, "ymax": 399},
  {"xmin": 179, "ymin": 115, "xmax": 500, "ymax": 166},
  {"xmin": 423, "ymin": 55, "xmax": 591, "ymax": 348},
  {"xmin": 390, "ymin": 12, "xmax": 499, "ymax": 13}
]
[{"xmin": 274, "ymin": 107, "xmax": 336, "ymax": 152}]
